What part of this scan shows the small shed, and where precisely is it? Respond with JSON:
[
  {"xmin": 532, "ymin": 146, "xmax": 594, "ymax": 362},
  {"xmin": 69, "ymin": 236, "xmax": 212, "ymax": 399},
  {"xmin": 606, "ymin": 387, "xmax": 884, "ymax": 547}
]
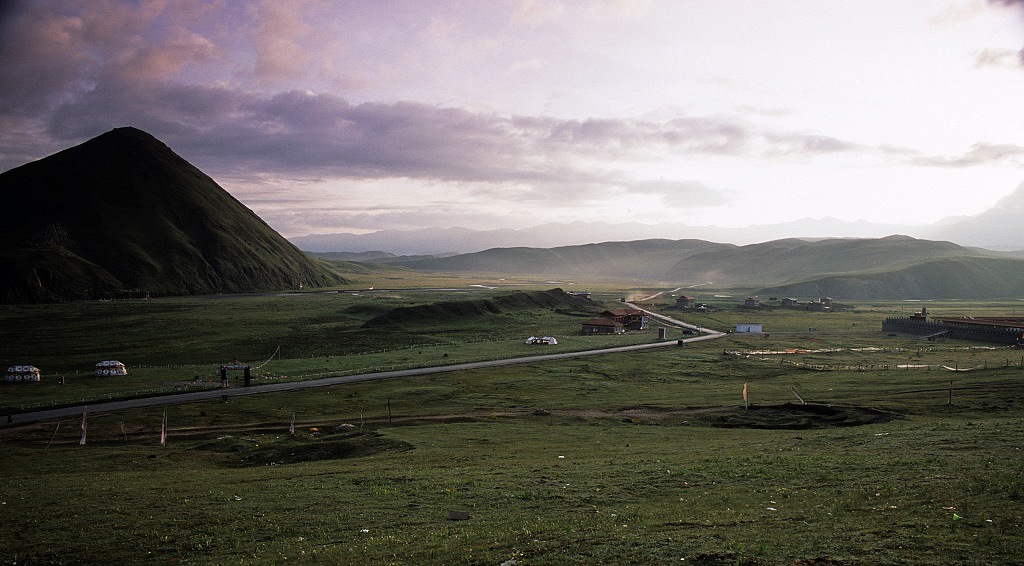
[{"xmin": 735, "ymin": 323, "xmax": 764, "ymax": 333}]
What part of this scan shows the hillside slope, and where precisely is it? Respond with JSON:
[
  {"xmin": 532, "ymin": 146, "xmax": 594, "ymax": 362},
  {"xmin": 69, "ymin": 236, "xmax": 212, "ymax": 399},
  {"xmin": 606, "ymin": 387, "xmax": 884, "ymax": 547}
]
[
  {"xmin": 663, "ymin": 235, "xmax": 983, "ymax": 286},
  {"xmin": 760, "ymin": 256, "xmax": 1024, "ymax": 299},
  {"xmin": 362, "ymin": 288, "xmax": 597, "ymax": 327},
  {"xmin": 0, "ymin": 127, "xmax": 343, "ymax": 303}
]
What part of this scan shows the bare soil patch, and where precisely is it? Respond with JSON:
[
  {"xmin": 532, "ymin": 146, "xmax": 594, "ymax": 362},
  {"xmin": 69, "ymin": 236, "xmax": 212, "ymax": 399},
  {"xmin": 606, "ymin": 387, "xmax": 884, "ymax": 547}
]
[{"xmin": 700, "ymin": 402, "xmax": 901, "ymax": 429}]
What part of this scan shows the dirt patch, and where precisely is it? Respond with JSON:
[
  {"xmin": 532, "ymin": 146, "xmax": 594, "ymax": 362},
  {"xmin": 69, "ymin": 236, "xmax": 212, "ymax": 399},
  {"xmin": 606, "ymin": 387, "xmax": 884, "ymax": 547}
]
[{"xmin": 700, "ymin": 403, "xmax": 901, "ymax": 430}]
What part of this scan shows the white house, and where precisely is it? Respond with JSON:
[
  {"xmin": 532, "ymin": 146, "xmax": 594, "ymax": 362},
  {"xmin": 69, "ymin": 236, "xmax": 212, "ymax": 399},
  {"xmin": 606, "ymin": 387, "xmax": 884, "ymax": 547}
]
[{"xmin": 735, "ymin": 323, "xmax": 763, "ymax": 333}]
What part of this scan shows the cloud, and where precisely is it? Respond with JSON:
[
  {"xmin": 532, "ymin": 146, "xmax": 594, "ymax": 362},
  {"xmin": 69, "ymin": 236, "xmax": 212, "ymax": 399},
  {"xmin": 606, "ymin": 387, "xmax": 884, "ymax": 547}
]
[
  {"xmin": 251, "ymin": 0, "xmax": 349, "ymax": 85},
  {"xmin": 0, "ymin": 1, "xmax": 222, "ymax": 117},
  {"xmin": 913, "ymin": 143, "xmax": 1024, "ymax": 167},
  {"xmin": 990, "ymin": 0, "xmax": 1024, "ymax": 8},
  {"xmin": 40, "ymin": 74, "xmax": 864, "ymax": 180},
  {"xmin": 762, "ymin": 132, "xmax": 860, "ymax": 156},
  {"xmin": 511, "ymin": 0, "xmax": 566, "ymax": 27},
  {"xmin": 0, "ymin": 3, "xmax": 95, "ymax": 115},
  {"xmin": 628, "ymin": 179, "xmax": 732, "ymax": 208},
  {"xmin": 974, "ymin": 47, "xmax": 1024, "ymax": 68}
]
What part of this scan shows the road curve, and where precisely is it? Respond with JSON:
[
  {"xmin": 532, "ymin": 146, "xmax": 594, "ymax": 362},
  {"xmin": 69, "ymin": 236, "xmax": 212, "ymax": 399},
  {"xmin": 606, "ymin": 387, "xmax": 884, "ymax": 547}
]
[{"xmin": 4, "ymin": 307, "xmax": 726, "ymax": 426}]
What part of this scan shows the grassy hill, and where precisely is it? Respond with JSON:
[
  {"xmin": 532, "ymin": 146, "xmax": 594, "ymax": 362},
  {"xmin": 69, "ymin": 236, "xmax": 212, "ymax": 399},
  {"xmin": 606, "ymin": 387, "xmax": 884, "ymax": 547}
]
[
  {"xmin": 662, "ymin": 235, "xmax": 971, "ymax": 284},
  {"xmin": 760, "ymin": 256, "xmax": 1024, "ymax": 299},
  {"xmin": 0, "ymin": 127, "xmax": 344, "ymax": 302},
  {"xmin": 362, "ymin": 288, "xmax": 598, "ymax": 327}
]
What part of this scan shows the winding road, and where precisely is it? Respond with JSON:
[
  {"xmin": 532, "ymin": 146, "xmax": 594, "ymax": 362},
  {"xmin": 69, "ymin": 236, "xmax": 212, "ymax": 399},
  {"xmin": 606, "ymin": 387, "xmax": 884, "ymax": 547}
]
[{"xmin": 4, "ymin": 304, "xmax": 724, "ymax": 426}]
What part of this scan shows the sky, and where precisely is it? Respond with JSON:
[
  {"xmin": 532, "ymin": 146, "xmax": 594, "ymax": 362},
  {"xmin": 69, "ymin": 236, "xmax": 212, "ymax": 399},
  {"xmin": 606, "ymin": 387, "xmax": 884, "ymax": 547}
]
[{"xmin": 1, "ymin": 0, "xmax": 1023, "ymax": 238}]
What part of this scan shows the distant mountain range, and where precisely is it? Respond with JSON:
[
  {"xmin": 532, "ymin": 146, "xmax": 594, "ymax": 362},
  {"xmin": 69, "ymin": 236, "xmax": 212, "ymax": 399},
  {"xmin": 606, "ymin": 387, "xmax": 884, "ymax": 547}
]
[
  {"xmin": 325, "ymin": 235, "xmax": 1024, "ymax": 300},
  {"xmin": 289, "ymin": 182, "xmax": 1024, "ymax": 256},
  {"xmin": 0, "ymin": 127, "xmax": 343, "ymax": 303},
  {"xmin": 289, "ymin": 218, "xmax": 920, "ymax": 256}
]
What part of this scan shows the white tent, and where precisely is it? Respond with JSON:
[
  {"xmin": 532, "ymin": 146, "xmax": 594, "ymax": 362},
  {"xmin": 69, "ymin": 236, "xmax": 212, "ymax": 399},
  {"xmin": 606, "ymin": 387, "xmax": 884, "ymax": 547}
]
[
  {"xmin": 6, "ymin": 365, "xmax": 41, "ymax": 382},
  {"xmin": 95, "ymin": 360, "xmax": 128, "ymax": 376}
]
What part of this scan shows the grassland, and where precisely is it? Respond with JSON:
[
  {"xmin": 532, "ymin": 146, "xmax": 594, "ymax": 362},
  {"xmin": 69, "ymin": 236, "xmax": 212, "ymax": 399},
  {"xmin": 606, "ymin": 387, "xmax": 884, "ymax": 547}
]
[{"xmin": 2, "ymin": 287, "xmax": 1024, "ymax": 564}]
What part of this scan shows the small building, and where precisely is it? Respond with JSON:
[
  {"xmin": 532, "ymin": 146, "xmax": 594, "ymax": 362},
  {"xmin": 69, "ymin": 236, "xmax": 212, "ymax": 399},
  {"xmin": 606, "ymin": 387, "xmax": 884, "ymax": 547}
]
[
  {"xmin": 676, "ymin": 296, "xmax": 697, "ymax": 309},
  {"xmin": 525, "ymin": 336, "xmax": 558, "ymax": 345},
  {"xmin": 806, "ymin": 300, "xmax": 832, "ymax": 312},
  {"xmin": 781, "ymin": 298, "xmax": 801, "ymax": 308},
  {"xmin": 95, "ymin": 360, "xmax": 127, "ymax": 376},
  {"xmin": 602, "ymin": 309, "xmax": 650, "ymax": 330},
  {"xmin": 566, "ymin": 291, "xmax": 592, "ymax": 299},
  {"xmin": 6, "ymin": 365, "xmax": 41, "ymax": 382},
  {"xmin": 743, "ymin": 296, "xmax": 761, "ymax": 308},
  {"xmin": 735, "ymin": 323, "xmax": 764, "ymax": 333},
  {"xmin": 582, "ymin": 317, "xmax": 625, "ymax": 334}
]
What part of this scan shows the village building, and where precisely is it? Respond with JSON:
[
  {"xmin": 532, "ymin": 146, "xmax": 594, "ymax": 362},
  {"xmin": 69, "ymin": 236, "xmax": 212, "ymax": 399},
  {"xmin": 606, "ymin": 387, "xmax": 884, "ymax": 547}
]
[
  {"xmin": 806, "ymin": 301, "xmax": 831, "ymax": 312},
  {"xmin": 581, "ymin": 317, "xmax": 625, "ymax": 334},
  {"xmin": 743, "ymin": 296, "xmax": 761, "ymax": 308},
  {"xmin": 675, "ymin": 295, "xmax": 697, "ymax": 309},
  {"xmin": 781, "ymin": 298, "xmax": 801, "ymax": 308},
  {"xmin": 601, "ymin": 309, "xmax": 649, "ymax": 330}
]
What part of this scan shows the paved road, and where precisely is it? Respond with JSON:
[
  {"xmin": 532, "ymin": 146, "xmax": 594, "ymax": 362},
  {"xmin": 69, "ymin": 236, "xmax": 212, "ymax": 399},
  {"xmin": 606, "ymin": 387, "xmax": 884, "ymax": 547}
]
[{"xmin": 4, "ymin": 305, "xmax": 725, "ymax": 426}]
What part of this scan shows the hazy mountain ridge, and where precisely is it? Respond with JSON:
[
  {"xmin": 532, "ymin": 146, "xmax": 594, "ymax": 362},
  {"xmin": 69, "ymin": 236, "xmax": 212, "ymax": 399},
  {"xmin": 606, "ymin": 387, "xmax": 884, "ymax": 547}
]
[
  {"xmin": 364, "ymin": 235, "xmax": 1023, "ymax": 299},
  {"xmin": 391, "ymin": 239, "xmax": 727, "ymax": 280},
  {"xmin": 0, "ymin": 128, "xmax": 344, "ymax": 303},
  {"xmin": 926, "ymin": 182, "xmax": 1024, "ymax": 250},
  {"xmin": 289, "ymin": 218, "xmax": 923, "ymax": 256},
  {"xmin": 290, "ymin": 181, "xmax": 1024, "ymax": 255},
  {"xmin": 665, "ymin": 236, "xmax": 979, "ymax": 286}
]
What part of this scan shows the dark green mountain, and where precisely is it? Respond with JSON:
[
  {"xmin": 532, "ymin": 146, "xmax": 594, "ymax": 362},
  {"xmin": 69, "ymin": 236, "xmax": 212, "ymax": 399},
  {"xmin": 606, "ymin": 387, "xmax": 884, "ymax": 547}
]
[
  {"xmin": 0, "ymin": 127, "xmax": 343, "ymax": 303},
  {"xmin": 386, "ymin": 235, "xmax": 1024, "ymax": 299}
]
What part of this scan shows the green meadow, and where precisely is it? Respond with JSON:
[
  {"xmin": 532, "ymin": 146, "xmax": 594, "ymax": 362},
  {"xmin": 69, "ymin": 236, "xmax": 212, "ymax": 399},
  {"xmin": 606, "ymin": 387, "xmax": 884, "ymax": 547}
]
[{"xmin": 2, "ymin": 288, "xmax": 1024, "ymax": 564}]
